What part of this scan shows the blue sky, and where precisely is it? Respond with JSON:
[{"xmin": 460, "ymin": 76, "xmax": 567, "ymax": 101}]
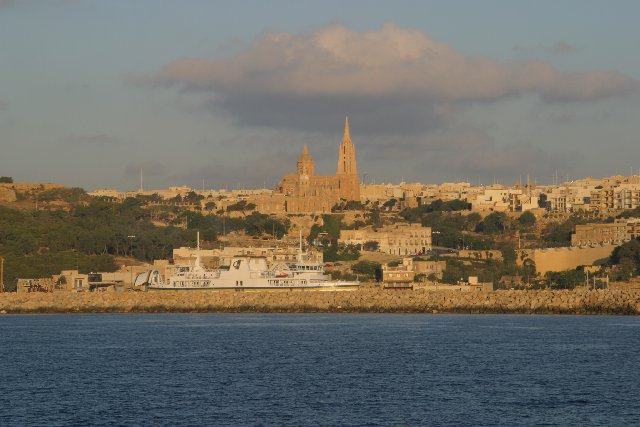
[{"xmin": 1, "ymin": 0, "xmax": 639, "ymax": 190}]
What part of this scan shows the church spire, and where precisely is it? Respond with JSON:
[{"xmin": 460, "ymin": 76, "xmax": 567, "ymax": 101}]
[
  {"xmin": 343, "ymin": 115, "xmax": 351, "ymax": 142},
  {"xmin": 337, "ymin": 115, "xmax": 358, "ymax": 177}
]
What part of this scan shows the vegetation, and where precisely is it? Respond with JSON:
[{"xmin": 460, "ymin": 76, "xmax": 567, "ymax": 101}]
[
  {"xmin": 475, "ymin": 212, "xmax": 507, "ymax": 234},
  {"xmin": 517, "ymin": 211, "xmax": 536, "ymax": 228},
  {"xmin": 38, "ymin": 187, "xmax": 88, "ymax": 203},
  {"xmin": 323, "ymin": 244, "xmax": 360, "ymax": 262},
  {"xmin": 440, "ymin": 241, "xmax": 531, "ymax": 286},
  {"xmin": 332, "ymin": 200, "xmax": 364, "ymax": 211},
  {"xmin": 309, "ymin": 214, "xmax": 344, "ymax": 243},
  {"xmin": 0, "ymin": 176, "xmax": 13, "ymax": 183},
  {"xmin": 185, "ymin": 211, "xmax": 289, "ymax": 240},
  {"xmin": 382, "ymin": 198, "xmax": 397, "ymax": 209},
  {"xmin": 0, "ymin": 201, "xmax": 194, "ymax": 290},
  {"xmin": 618, "ymin": 207, "xmax": 640, "ymax": 219},
  {"xmin": 362, "ymin": 241, "xmax": 379, "ymax": 251},
  {"xmin": 544, "ymin": 270, "xmax": 585, "ymax": 289},
  {"xmin": 610, "ymin": 239, "xmax": 640, "ymax": 279},
  {"xmin": 327, "ymin": 270, "xmax": 358, "ymax": 281},
  {"xmin": 0, "ymin": 198, "xmax": 291, "ymax": 290},
  {"xmin": 182, "ymin": 191, "xmax": 205, "ymax": 204},
  {"xmin": 226, "ymin": 200, "xmax": 256, "ymax": 214},
  {"xmin": 401, "ymin": 199, "xmax": 470, "ymax": 221},
  {"xmin": 351, "ymin": 260, "xmax": 382, "ymax": 281}
]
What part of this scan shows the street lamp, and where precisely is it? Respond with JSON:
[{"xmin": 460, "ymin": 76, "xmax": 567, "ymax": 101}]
[
  {"xmin": 432, "ymin": 231, "xmax": 441, "ymax": 283},
  {"xmin": 127, "ymin": 235, "xmax": 136, "ymax": 287}
]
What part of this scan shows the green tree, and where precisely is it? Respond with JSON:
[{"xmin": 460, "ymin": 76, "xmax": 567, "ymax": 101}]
[
  {"xmin": 476, "ymin": 212, "xmax": 507, "ymax": 234},
  {"xmin": 517, "ymin": 211, "xmax": 536, "ymax": 228},
  {"xmin": 610, "ymin": 239, "xmax": 640, "ymax": 278},
  {"xmin": 351, "ymin": 260, "xmax": 381, "ymax": 280},
  {"xmin": 362, "ymin": 241, "xmax": 379, "ymax": 251},
  {"xmin": 323, "ymin": 244, "xmax": 360, "ymax": 262},
  {"xmin": 545, "ymin": 270, "xmax": 585, "ymax": 289},
  {"xmin": 382, "ymin": 199, "xmax": 397, "ymax": 209},
  {"xmin": 183, "ymin": 191, "xmax": 205, "ymax": 204},
  {"xmin": 226, "ymin": 200, "xmax": 256, "ymax": 214}
]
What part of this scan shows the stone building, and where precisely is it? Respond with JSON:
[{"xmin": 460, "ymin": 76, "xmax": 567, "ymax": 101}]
[
  {"xmin": 571, "ymin": 218, "xmax": 640, "ymax": 246},
  {"xmin": 340, "ymin": 223, "xmax": 432, "ymax": 256},
  {"xmin": 382, "ymin": 257, "xmax": 446, "ymax": 283},
  {"xmin": 274, "ymin": 116, "xmax": 361, "ymax": 214},
  {"xmin": 517, "ymin": 245, "xmax": 617, "ymax": 275},
  {"xmin": 16, "ymin": 264, "xmax": 163, "ymax": 293}
]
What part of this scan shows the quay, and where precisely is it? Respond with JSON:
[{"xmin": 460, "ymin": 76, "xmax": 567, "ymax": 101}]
[{"xmin": 1, "ymin": 288, "xmax": 640, "ymax": 315}]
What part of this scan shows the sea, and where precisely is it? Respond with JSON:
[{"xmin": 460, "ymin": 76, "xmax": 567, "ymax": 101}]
[{"xmin": 1, "ymin": 314, "xmax": 639, "ymax": 426}]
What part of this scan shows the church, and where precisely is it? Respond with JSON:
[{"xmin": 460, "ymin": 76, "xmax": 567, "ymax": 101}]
[{"xmin": 274, "ymin": 116, "xmax": 361, "ymax": 214}]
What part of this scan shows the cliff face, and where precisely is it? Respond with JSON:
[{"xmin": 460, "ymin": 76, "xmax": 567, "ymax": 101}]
[{"xmin": 1, "ymin": 289, "xmax": 640, "ymax": 315}]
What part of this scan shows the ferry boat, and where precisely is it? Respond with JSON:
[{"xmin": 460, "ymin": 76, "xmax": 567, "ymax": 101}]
[{"xmin": 134, "ymin": 233, "xmax": 359, "ymax": 291}]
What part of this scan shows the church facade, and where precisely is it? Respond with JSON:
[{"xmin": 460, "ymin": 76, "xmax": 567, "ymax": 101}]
[{"xmin": 252, "ymin": 116, "xmax": 361, "ymax": 214}]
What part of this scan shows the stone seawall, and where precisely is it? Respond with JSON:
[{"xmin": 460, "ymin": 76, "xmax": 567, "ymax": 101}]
[{"xmin": 2, "ymin": 289, "xmax": 640, "ymax": 315}]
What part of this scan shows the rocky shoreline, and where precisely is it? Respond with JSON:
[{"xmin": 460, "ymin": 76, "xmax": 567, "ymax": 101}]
[{"xmin": 2, "ymin": 288, "xmax": 640, "ymax": 315}]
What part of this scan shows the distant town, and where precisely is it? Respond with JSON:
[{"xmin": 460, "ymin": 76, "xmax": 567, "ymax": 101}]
[{"xmin": 2, "ymin": 117, "xmax": 640, "ymax": 296}]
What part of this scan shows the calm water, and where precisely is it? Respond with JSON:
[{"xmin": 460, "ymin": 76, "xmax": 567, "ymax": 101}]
[{"xmin": 1, "ymin": 314, "xmax": 640, "ymax": 426}]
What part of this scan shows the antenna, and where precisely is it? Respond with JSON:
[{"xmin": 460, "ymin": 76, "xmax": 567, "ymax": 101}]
[{"xmin": 140, "ymin": 167, "xmax": 143, "ymax": 192}]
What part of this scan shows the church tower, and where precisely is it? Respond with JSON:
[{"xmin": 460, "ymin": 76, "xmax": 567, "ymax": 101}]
[
  {"xmin": 336, "ymin": 115, "xmax": 360, "ymax": 201},
  {"xmin": 297, "ymin": 144, "xmax": 315, "ymax": 177},
  {"xmin": 337, "ymin": 115, "xmax": 358, "ymax": 176}
]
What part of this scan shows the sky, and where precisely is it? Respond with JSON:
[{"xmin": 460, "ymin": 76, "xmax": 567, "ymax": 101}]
[{"xmin": 1, "ymin": 0, "xmax": 639, "ymax": 191}]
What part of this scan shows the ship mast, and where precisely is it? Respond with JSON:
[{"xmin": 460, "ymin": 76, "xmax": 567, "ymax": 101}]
[
  {"xmin": 298, "ymin": 229, "xmax": 304, "ymax": 262},
  {"xmin": 195, "ymin": 231, "xmax": 202, "ymax": 269}
]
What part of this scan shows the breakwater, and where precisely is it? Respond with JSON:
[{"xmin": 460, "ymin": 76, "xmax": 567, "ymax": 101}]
[{"xmin": 1, "ymin": 288, "xmax": 640, "ymax": 314}]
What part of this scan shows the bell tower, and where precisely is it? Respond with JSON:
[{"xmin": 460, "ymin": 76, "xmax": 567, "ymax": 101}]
[
  {"xmin": 336, "ymin": 115, "xmax": 360, "ymax": 201},
  {"xmin": 297, "ymin": 144, "xmax": 314, "ymax": 177},
  {"xmin": 337, "ymin": 115, "xmax": 358, "ymax": 176}
]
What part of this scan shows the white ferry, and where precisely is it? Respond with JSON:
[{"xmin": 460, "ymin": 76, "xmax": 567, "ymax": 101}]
[{"xmin": 134, "ymin": 233, "xmax": 359, "ymax": 291}]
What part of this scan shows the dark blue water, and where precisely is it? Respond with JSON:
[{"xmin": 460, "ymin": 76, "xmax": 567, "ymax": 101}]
[{"xmin": 1, "ymin": 314, "xmax": 639, "ymax": 426}]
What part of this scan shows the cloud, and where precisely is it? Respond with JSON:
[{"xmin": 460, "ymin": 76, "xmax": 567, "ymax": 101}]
[
  {"xmin": 140, "ymin": 23, "xmax": 636, "ymax": 133},
  {"xmin": 358, "ymin": 128, "xmax": 578, "ymax": 184},
  {"xmin": 61, "ymin": 134, "xmax": 122, "ymax": 146},
  {"xmin": 513, "ymin": 41, "xmax": 577, "ymax": 56},
  {"xmin": 169, "ymin": 148, "xmax": 299, "ymax": 189},
  {"xmin": 550, "ymin": 41, "xmax": 577, "ymax": 55}
]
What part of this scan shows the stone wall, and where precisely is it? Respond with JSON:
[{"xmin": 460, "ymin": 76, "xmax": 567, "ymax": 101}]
[
  {"xmin": 518, "ymin": 245, "xmax": 616, "ymax": 275},
  {"xmin": 1, "ymin": 288, "xmax": 640, "ymax": 315}
]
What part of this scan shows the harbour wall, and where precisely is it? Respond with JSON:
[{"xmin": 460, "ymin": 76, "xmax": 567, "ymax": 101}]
[{"xmin": 2, "ymin": 288, "xmax": 640, "ymax": 315}]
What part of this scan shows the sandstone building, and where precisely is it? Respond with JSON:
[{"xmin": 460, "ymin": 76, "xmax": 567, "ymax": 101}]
[
  {"xmin": 382, "ymin": 257, "xmax": 446, "ymax": 283},
  {"xmin": 271, "ymin": 116, "xmax": 360, "ymax": 214},
  {"xmin": 571, "ymin": 218, "xmax": 640, "ymax": 246},
  {"xmin": 340, "ymin": 223, "xmax": 432, "ymax": 256}
]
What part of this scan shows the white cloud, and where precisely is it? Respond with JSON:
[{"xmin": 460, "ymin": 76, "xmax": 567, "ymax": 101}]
[{"xmin": 142, "ymin": 23, "xmax": 636, "ymax": 133}]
